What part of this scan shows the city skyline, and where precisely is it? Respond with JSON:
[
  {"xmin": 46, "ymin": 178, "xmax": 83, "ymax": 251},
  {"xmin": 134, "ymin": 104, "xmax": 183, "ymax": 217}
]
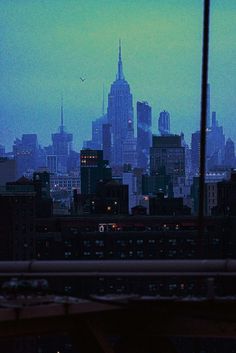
[{"xmin": 1, "ymin": 0, "xmax": 236, "ymax": 152}]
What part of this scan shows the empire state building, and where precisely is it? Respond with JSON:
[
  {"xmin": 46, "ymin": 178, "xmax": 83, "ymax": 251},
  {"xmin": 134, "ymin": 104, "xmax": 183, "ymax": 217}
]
[{"xmin": 107, "ymin": 41, "xmax": 136, "ymax": 168}]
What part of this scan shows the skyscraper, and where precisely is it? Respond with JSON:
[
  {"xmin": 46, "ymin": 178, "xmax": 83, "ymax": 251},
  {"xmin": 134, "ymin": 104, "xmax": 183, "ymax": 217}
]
[
  {"xmin": 191, "ymin": 130, "xmax": 201, "ymax": 175},
  {"xmin": 13, "ymin": 134, "xmax": 39, "ymax": 178},
  {"xmin": 102, "ymin": 123, "xmax": 112, "ymax": 163},
  {"xmin": 137, "ymin": 101, "xmax": 152, "ymax": 171},
  {"xmin": 206, "ymin": 112, "xmax": 225, "ymax": 171},
  {"xmin": 107, "ymin": 41, "xmax": 135, "ymax": 168},
  {"xmin": 150, "ymin": 135, "xmax": 185, "ymax": 185},
  {"xmin": 158, "ymin": 110, "xmax": 170, "ymax": 136},
  {"xmin": 0, "ymin": 145, "xmax": 5, "ymax": 157},
  {"xmin": 225, "ymin": 138, "xmax": 236, "ymax": 168},
  {"xmin": 51, "ymin": 97, "xmax": 73, "ymax": 174},
  {"xmin": 80, "ymin": 149, "xmax": 112, "ymax": 195}
]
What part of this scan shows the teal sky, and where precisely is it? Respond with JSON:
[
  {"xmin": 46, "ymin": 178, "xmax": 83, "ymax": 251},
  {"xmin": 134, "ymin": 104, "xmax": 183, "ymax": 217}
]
[{"xmin": 0, "ymin": 0, "xmax": 236, "ymax": 151}]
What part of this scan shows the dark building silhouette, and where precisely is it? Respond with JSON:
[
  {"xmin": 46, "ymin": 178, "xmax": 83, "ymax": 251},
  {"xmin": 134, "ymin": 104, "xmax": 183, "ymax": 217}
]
[
  {"xmin": 13, "ymin": 134, "xmax": 39, "ymax": 177},
  {"xmin": 0, "ymin": 144, "xmax": 5, "ymax": 157},
  {"xmin": 213, "ymin": 171, "xmax": 236, "ymax": 216},
  {"xmin": 102, "ymin": 123, "xmax": 112, "ymax": 163},
  {"xmin": 0, "ymin": 172, "xmax": 53, "ymax": 260},
  {"xmin": 0, "ymin": 158, "xmax": 16, "ymax": 186},
  {"xmin": 33, "ymin": 171, "xmax": 53, "ymax": 218},
  {"xmin": 0, "ymin": 177, "xmax": 36, "ymax": 260},
  {"xmin": 142, "ymin": 174, "xmax": 173, "ymax": 197},
  {"xmin": 73, "ymin": 179, "xmax": 128, "ymax": 215},
  {"xmin": 35, "ymin": 215, "xmax": 236, "ymax": 262},
  {"xmin": 131, "ymin": 205, "xmax": 147, "ymax": 215},
  {"xmin": 150, "ymin": 135, "xmax": 185, "ymax": 185},
  {"xmin": 149, "ymin": 192, "xmax": 191, "ymax": 216},
  {"xmin": 137, "ymin": 101, "xmax": 152, "ymax": 171},
  {"xmin": 191, "ymin": 130, "xmax": 200, "ymax": 175},
  {"xmin": 80, "ymin": 149, "xmax": 112, "ymax": 195},
  {"xmin": 107, "ymin": 41, "xmax": 135, "ymax": 167},
  {"xmin": 158, "ymin": 110, "xmax": 170, "ymax": 136},
  {"xmin": 91, "ymin": 180, "xmax": 129, "ymax": 215}
]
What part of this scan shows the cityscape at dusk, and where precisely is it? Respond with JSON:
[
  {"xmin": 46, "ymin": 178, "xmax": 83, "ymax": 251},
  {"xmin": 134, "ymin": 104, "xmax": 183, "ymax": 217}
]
[
  {"xmin": 1, "ymin": 0, "xmax": 236, "ymax": 151},
  {"xmin": 1, "ymin": 1, "xmax": 236, "ymax": 352}
]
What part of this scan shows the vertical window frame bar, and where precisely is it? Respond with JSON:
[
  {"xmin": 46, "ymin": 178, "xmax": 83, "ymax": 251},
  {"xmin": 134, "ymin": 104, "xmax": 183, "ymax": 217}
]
[{"xmin": 198, "ymin": 0, "xmax": 211, "ymax": 253}]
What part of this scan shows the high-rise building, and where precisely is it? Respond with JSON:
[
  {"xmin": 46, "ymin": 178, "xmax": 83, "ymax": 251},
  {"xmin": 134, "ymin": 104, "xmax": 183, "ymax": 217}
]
[
  {"xmin": 84, "ymin": 114, "xmax": 108, "ymax": 150},
  {"xmin": 0, "ymin": 145, "xmax": 5, "ymax": 157},
  {"xmin": 102, "ymin": 123, "xmax": 112, "ymax": 163},
  {"xmin": 122, "ymin": 170, "xmax": 137, "ymax": 213},
  {"xmin": 13, "ymin": 134, "xmax": 39, "ymax": 178},
  {"xmin": 191, "ymin": 115, "xmax": 225, "ymax": 174},
  {"xmin": 33, "ymin": 171, "xmax": 53, "ymax": 218},
  {"xmin": 214, "ymin": 171, "xmax": 236, "ymax": 216},
  {"xmin": 107, "ymin": 41, "xmax": 135, "ymax": 167},
  {"xmin": 51, "ymin": 97, "xmax": 73, "ymax": 173},
  {"xmin": 0, "ymin": 182, "xmax": 36, "ymax": 260},
  {"xmin": 92, "ymin": 115, "xmax": 108, "ymax": 149},
  {"xmin": 225, "ymin": 138, "xmax": 236, "ymax": 168},
  {"xmin": 122, "ymin": 121, "xmax": 137, "ymax": 168},
  {"xmin": 0, "ymin": 158, "xmax": 16, "ymax": 186},
  {"xmin": 158, "ymin": 110, "xmax": 170, "ymax": 136},
  {"xmin": 206, "ymin": 112, "xmax": 225, "ymax": 171},
  {"xmin": 137, "ymin": 101, "xmax": 152, "ymax": 171},
  {"xmin": 80, "ymin": 149, "xmax": 112, "ymax": 195},
  {"xmin": 150, "ymin": 135, "xmax": 185, "ymax": 185}
]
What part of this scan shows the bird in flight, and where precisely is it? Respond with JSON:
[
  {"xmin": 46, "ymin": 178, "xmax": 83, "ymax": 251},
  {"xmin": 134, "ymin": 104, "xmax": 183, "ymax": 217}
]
[{"xmin": 80, "ymin": 77, "xmax": 86, "ymax": 82}]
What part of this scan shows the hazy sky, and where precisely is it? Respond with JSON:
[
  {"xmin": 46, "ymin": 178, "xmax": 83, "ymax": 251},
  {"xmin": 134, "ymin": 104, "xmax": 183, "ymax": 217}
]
[{"xmin": 0, "ymin": 0, "xmax": 236, "ymax": 152}]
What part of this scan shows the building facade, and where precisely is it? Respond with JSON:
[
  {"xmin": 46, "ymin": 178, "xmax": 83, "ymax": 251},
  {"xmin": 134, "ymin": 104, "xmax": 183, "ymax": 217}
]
[
  {"xmin": 150, "ymin": 135, "xmax": 185, "ymax": 185},
  {"xmin": 107, "ymin": 41, "xmax": 135, "ymax": 168},
  {"xmin": 158, "ymin": 110, "xmax": 170, "ymax": 136},
  {"xmin": 137, "ymin": 101, "xmax": 152, "ymax": 171},
  {"xmin": 80, "ymin": 149, "xmax": 112, "ymax": 195}
]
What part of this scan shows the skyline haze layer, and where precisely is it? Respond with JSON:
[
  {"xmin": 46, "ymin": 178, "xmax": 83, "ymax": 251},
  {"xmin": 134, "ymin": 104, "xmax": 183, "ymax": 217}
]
[{"xmin": 0, "ymin": 0, "xmax": 236, "ymax": 152}]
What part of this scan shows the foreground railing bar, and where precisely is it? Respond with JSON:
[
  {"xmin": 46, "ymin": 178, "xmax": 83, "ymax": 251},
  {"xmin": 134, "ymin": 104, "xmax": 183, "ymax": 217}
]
[
  {"xmin": 0, "ymin": 271, "xmax": 236, "ymax": 277},
  {"xmin": 0, "ymin": 260, "xmax": 235, "ymax": 273}
]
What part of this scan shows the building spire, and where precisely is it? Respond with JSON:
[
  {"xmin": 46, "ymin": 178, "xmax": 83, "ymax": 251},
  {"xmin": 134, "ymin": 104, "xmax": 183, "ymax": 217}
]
[
  {"xmin": 60, "ymin": 94, "xmax": 64, "ymax": 133},
  {"xmin": 117, "ymin": 39, "xmax": 124, "ymax": 80}
]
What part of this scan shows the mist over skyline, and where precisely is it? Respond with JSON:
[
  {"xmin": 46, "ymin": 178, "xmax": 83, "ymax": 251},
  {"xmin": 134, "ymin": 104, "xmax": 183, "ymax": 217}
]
[{"xmin": 1, "ymin": 0, "xmax": 236, "ymax": 152}]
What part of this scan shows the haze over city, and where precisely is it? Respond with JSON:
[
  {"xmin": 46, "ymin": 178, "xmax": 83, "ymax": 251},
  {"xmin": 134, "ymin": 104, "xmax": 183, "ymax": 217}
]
[{"xmin": 0, "ymin": 0, "xmax": 236, "ymax": 152}]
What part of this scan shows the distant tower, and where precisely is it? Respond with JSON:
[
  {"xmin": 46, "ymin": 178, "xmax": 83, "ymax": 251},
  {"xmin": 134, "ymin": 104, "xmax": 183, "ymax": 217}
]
[
  {"xmin": 137, "ymin": 101, "xmax": 152, "ymax": 170},
  {"xmin": 206, "ymin": 110, "xmax": 225, "ymax": 170},
  {"xmin": 158, "ymin": 110, "xmax": 170, "ymax": 136},
  {"xmin": 191, "ymin": 131, "xmax": 201, "ymax": 174},
  {"xmin": 107, "ymin": 40, "xmax": 134, "ymax": 168},
  {"xmin": 225, "ymin": 138, "xmax": 236, "ymax": 168},
  {"xmin": 212, "ymin": 111, "xmax": 217, "ymax": 128},
  {"xmin": 51, "ymin": 97, "xmax": 73, "ymax": 174},
  {"xmin": 83, "ymin": 86, "xmax": 108, "ymax": 150}
]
